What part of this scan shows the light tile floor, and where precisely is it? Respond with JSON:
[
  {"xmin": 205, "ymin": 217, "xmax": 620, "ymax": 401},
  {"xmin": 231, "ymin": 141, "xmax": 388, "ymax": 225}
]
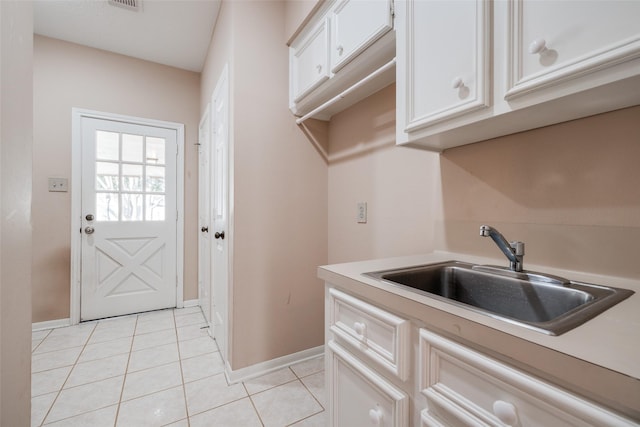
[{"xmin": 31, "ymin": 307, "xmax": 326, "ymax": 426}]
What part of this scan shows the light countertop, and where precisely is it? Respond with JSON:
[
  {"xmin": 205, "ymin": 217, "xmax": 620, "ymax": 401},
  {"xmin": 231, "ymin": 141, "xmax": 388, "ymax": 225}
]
[{"xmin": 318, "ymin": 251, "xmax": 640, "ymax": 418}]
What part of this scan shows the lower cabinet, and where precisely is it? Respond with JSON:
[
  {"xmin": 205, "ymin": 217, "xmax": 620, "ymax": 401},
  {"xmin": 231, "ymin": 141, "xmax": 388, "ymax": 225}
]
[
  {"xmin": 418, "ymin": 329, "xmax": 637, "ymax": 427},
  {"xmin": 327, "ymin": 340, "xmax": 409, "ymax": 426},
  {"xmin": 325, "ymin": 284, "xmax": 639, "ymax": 426}
]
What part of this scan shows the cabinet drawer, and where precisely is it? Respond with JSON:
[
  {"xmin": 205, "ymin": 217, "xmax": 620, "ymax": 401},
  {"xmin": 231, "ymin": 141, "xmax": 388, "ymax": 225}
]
[
  {"xmin": 329, "ymin": 288, "xmax": 410, "ymax": 380},
  {"xmin": 419, "ymin": 329, "xmax": 636, "ymax": 426},
  {"xmin": 328, "ymin": 340, "xmax": 409, "ymax": 426}
]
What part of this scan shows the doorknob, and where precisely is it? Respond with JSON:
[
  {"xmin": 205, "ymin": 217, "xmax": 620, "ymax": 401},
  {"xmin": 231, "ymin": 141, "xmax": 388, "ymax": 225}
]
[
  {"xmin": 84, "ymin": 226, "xmax": 95, "ymax": 235},
  {"xmin": 201, "ymin": 226, "xmax": 209, "ymax": 233},
  {"xmin": 214, "ymin": 231, "xmax": 225, "ymax": 240}
]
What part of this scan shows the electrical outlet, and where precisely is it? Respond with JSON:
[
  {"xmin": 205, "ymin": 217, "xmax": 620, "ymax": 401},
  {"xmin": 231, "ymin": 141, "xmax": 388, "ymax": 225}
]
[
  {"xmin": 48, "ymin": 178, "xmax": 68, "ymax": 192},
  {"xmin": 357, "ymin": 202, "xmax": 367, "ymax": 224}
]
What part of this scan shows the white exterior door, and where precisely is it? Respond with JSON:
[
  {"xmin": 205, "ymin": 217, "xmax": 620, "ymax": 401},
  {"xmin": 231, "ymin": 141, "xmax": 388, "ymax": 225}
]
[
  {"xmin": 212, "ymin": 66, "xmax": 230, "ymax": 361},
  {"xmin": 198, "ymin": 106, "xmax": 212, "ymax": 327},
  {"xmin": 80, "ymin": 116, "xmax": 178, "ymax": 321}
]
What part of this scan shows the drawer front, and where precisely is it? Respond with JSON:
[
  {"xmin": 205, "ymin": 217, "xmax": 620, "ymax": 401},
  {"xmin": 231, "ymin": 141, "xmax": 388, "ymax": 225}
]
[
  {"xmin": 328, "ymin": 341, "xmax": 409, "ymax": 427},
  {"xmin": 329, "ymin": 288, "xmax": 410, "ymax": 380},
  {"xmin": 419, "ymin": 329, "xmax": 637, "ymax": 426}
]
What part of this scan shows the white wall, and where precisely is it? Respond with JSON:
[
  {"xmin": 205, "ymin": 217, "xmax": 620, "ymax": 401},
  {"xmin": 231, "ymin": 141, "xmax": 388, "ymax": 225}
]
[{"xmin": 0, "ymin": 1, "xmax": 33, "ymax": 424}]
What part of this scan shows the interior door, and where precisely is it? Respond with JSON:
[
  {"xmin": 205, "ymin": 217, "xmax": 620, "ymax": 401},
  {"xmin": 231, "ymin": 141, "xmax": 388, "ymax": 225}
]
[
  {"xmin": 198, "ymin": 106, "xmax": 212, "ymax": 327},
  {"xmin": 80, "ymin": 116, "xmax": 177, "ymax": 321},
  {"xmin": 212, "ymin": 66, "xmax": 230, "ymax": 361}
]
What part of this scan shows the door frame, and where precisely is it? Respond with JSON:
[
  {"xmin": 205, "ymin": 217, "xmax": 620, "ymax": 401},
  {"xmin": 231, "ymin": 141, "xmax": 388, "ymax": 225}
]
[
  {"xmin": 197, "ymin": 103, "xmax": 212, "ymax": 328},
  {"xmin": 70, "ymin": 108, "xmax": 185, "ymax": 325}
]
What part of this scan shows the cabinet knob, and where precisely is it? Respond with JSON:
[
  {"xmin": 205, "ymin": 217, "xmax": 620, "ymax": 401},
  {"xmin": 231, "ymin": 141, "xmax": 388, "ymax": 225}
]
[
  {"xmin": 316, "ymin": 64, "xmax": 322, "ymax": 74},
  {"xmin": 368, "ymin": 406, "xmax": 383, "ymax": 425},
  {"xmin": 528, "ymin": 38, "xmax": 547, "ymax": 54},
  {"xmin": 493, "ymin": 400, "xmax": 518, "ymax": 425},
  {"xmin": 451, "ymin": 76, "xmax": 464, "ymax": 89},
  {"xmin": 337, "ymin": 45, "xmax": 344, "ymax": 56},
  {"xmin": 353, "ymin": 321, "xmax": 366, "ymax": 338}
]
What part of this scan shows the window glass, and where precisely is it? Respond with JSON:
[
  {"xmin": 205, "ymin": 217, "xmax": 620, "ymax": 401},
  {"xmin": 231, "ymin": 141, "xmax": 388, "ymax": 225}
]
[
  {"xmin": 96, "ymin": 162, "xmax": 119, "ymax": 191},
  {"xmin": 121, "ymin": 193, "xmax": 144, "ymax": 221},
  {"xmin": 122, "ymin": 134, "xmax": 143, "ymax": 163},
  {"xmin": 122, "ymin": 164, "xmax": 143, "ymax": 192},
  {"xmin": 96, "ymin": 131, "xmax": 119, "ymax": 161},
  {"xmin": 146, "ymin": 166, "xmax": 165, "ymax": 193},
  {"xmin": 96, "ymin": 193, "xmax": 119, "ymax": 221},
  {"xmin": 145, "ymin": 195, "xmax": 165, "ymax": 221},
  {"xmin": 146, "ymin": 137, "xmax": 165, "ymax": 165}
]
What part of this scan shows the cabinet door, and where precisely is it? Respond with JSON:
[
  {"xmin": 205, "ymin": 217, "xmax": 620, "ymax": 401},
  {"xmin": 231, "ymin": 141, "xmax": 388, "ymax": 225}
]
[
  {"xmin": 291, "ymin": 18, "xmax": 330, "ymax": 103},
  {"xmin": 505, "ymin": 0, "xmax": 640, "ymax": 99},
  {"xmin": 398, "ymin": 0, "xmax": 490, "ymax": 134},
  {"xmin": 330, "ymin": 0, "xmax": 393, "ymax": 73},
  {"xmin": 328, "ymin": 341, "xmax": 408, "ymax": 427}
]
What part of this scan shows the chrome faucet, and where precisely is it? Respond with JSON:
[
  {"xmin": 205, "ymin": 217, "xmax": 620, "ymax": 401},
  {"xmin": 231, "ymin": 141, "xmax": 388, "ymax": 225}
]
[{"xmin": 479, "ymin": 225, "xmax": 525, "ymax": 272}]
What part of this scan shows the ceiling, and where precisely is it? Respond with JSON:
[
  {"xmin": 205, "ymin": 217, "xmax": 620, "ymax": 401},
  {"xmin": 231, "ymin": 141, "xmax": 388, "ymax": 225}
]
[{"xmin": 33, "ymin": 0, "xmax": 221, "ymax": 72}]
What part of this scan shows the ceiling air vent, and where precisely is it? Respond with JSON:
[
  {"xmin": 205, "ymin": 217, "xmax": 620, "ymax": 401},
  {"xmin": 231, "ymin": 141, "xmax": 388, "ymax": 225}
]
[{"xmin": 108, "ymin": 0, "xmax": 141, "ymax": 12}]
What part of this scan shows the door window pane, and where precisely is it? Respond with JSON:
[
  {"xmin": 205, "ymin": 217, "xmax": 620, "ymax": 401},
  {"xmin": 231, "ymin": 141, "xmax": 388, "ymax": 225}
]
[
  {"xmin": 122, "ymin": 193, "xmax": 144, "ymax": 221},
  {"xmin": 96, "ymin": 162, "xmax": 119, "ymax": 191},
  {"xmin": 122, "ymin": 164, "xmax": 143, "ymax": 191},
  {"xmin": 146, "ymin": 195, "xmax": 165, "ymax": 221},
  {"xmin": 96, "ymin": 193, "xmax": 119, "ymax": 221},
  {"xmin": 122, "ymin": 134, "xmax": 143, "ymax": 163},
  {"xmin": 146, "ymin": 166, "xmax": 165, "ymax": 193},
  {"xmin": 146, "ymin": 137, "xmax": 165, "ymax": 165},
  {"xmin": 96, "ymin": 131, "xmax": 119, "ymax": 161}
]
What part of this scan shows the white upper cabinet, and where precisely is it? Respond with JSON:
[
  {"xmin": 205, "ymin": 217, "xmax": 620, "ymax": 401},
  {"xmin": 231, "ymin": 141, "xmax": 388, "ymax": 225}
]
[
  {"xmin": 291, "ymin": 18, "xmax": 330, "ymax": 103},
  {"xmin": 330, "ymin": 0, "xmax": 393, "ymax": 73},
  {"xmin": 399, "ymin": 0, "xmax": 490, "ymax": 134},
  {"xmin": 506, "ymin": 0, "xmax": 640, "ymax": 100},
  {"xmin": 397, "ymin": 0, "xmax": 640, "ymax": 151},
  {"xmin": 289, "ymin": 0, "xmax": 396, "ymax": 121}
]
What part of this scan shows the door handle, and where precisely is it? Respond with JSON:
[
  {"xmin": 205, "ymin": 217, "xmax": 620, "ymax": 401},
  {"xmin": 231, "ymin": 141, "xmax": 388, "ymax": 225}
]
[
  {"xmin": 201, "ymin": 226, "xmax": 209, "ymax": 233},
  {"xmin": 214, "ymin": 231, "xmax": 225, "ymax": 240},
  {"xmin": 84, "ymin": 226, "xmax": 95, "ymax": 235}
]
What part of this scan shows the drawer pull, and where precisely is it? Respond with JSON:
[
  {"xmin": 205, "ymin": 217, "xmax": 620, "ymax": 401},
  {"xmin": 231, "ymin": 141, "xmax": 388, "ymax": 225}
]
[
  {"xmin": 493, "ymin": 400, "xmax": 518, "ymax": 425},
  {"xmin": 528, "ymin": 38, "xmax": 547, "ymax": 54},
  {"xmin": 368, "ymin": 406, "xmax": 383, "ymax": 425},
  {"xmin": 353, "ymin": 321, "xmax": 367, "ymax": 338}
]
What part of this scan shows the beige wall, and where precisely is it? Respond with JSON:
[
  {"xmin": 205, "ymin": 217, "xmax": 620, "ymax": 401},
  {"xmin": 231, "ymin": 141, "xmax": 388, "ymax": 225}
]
[
  {"xmin": 32, "ymin": 36, "xmax": 201, "ymax": 322},
  {"xmin": 435, "ymin": 106, "xmax": 640, "ymax": 279},
  {"xmin": 1, "ymin": 1, "xmax": 33, "ymax": 424},
  {"xmin": 327, "ymin": 84, "xmax": 437, "ymax": 263},
  {"xmin": 201, "ymin": 0, "xmax": 328, "ymax": 370},
  {"xmin": 284, "ymin": 0, "xmax": 321, "ymax": 42}
]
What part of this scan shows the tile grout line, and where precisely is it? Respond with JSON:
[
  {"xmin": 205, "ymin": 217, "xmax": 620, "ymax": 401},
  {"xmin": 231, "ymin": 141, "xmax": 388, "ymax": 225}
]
[
  {"xmin": 173, "ymin": 308, "xmax": 192, "ymax": 427},
  {"xmin": 113, "ymin": 313, "xmax": 140, "ymax": 427},
  {"xmin": 242, "ymin": 381, "xmax": 266, "ymax": 427},
  {"xmin": 36, "ymin": 322, "xmax": 98, "ymax": 426}
]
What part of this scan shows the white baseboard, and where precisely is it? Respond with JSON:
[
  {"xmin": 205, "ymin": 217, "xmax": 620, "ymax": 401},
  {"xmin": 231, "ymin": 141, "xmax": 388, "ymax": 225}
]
[
  {"xmin": 182, "ymin": 299, "xmax": 199, "ymax": 308},
  {"xmin": 225, "ymin": 345, "xmax": 325, "ymax": 384},
  {"xmin": 32, "ymin": 318, "xmax": 71, "ymax": 332}
]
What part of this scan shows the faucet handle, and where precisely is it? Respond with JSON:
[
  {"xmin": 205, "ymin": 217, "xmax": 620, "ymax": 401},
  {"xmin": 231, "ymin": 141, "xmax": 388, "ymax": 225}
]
[{"xmin": 510, "ymin": 241, "xmax": 525, "ymax": 256}]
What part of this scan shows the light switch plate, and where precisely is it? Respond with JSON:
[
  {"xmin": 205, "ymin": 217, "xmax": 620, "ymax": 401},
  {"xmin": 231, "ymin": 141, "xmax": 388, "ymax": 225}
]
[
  {"xmin": 357, "ymin": 202, "xmax": 367, "ymax": 223},
  {"xmin": 48, "ymin": 178, "xmax": 68, "ymax": 192}
]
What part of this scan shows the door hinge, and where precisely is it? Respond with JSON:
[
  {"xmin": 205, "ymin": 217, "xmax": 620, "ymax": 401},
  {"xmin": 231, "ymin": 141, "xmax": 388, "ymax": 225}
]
[
  {"xmin": 390, "ymin": 0, "xmax": 395, "ymax": 18},
  {"xmin": 176, "ymin": 210, "xmax": 179, "ymax": 222}
]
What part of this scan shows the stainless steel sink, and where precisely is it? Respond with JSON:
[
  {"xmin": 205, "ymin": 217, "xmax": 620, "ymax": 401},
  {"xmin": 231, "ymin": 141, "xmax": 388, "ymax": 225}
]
[{"xmin": 364, "ymin": 261, "xmax": 634, "ymax": 335}]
